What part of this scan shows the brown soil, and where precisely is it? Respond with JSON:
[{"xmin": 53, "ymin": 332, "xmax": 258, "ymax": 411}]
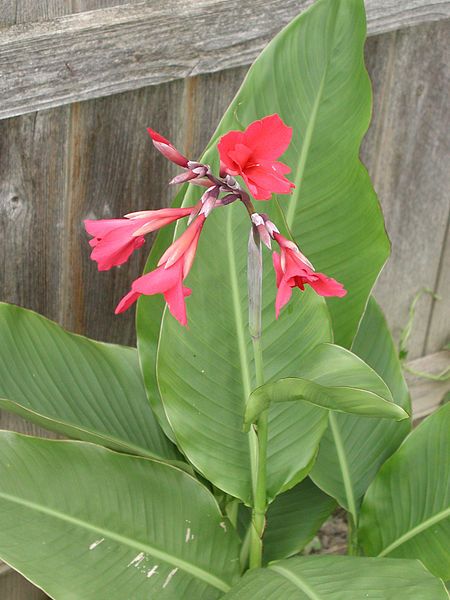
[{"xmin": 304, "ymin": 509, "xmax": 348, "ymax": 555}]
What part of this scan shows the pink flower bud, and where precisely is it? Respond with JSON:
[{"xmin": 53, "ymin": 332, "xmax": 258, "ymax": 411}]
[{"xmin": 147, "ymin": 128, "xmax": 189, "ymax": 167}]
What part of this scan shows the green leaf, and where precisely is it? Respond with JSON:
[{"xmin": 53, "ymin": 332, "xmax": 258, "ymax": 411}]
[
  {"xmin": 186, "ymin": 0, "xmax": 387, "ymax": 348},
  {"xmin": 263, "ymin": 478, "xmax": 336, "ymax": 563},
  {"xmin": 222, "ymin": 555, "xmax": 448, "ymax": 599},
  {"xmin": 245, "ymin": 343, "xmax": 408, "ymax": 427},
  {"xmin": 0, "ymin": 303, "xmax": 178, "ymax": 462},
  {"xmin": 310, "ymin": 298, "xmax": 411, "ymax": 520},
  {"xmin": 359, "ymin": 403, "xmax": 450, "ymax": 580},
  {"xmin": 153, "ymin": 0, "xmax": 380, "ymax": 506},
  {"xmin": 157, "ymin": 200, "xmax": 331, "ymax": 504},
  {"xmin": 0, "ymin": 432, "xmax": 240, "ymax": 599},
  {"xmin": 278, "ymin": 0, "xmax": 389, "ymax": 348}
]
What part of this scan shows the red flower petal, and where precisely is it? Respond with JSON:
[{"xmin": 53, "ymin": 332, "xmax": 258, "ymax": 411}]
[{"xmin": 243, "ymin": 114, "xmax": 293, "ymax": 161}]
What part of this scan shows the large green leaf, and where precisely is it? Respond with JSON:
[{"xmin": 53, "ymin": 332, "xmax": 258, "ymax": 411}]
[
  {"xmin": 0, "ymin": 432, "xmax": 240, "ymax": 598},
  {"xmin": 179, "ymin": 0, "xmax": 386, "ymax": 348},
  {"xmin": 263, "ymin": 478, "xmax": 336, "ymax": 563},
  {"xmin": 245, "ymin": 343, "xmax": 407, "ymax": 426},
  {"xmin": 310, "ymin": 298, "xmax": 411, "ymax": 520},
  {"xmin": 153, "ymin": 0, "xmax": 381, "ymax": 505},
  {"xmin": 156, "ymin": 202, "xmax": 330, "ymax": 503},
  {"xmin": 359, "ymin": 403, "xmax": 450, "ymax": 580},
  {"xmin": 0, "ymin": 303, "xmax": 178, "ymax": 462},
  {"xmin": 222, "ymin": 556, "xmax": 448, "ymax": 599}
]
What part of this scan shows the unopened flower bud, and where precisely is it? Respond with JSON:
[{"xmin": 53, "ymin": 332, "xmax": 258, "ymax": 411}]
[
  {"xmin": 199, "ymin": 185, "xmax": 220, "ymax": 217},
  {"xmin": 169, "ymin": 170, "xmax": 199, "ymax": 185},
  {"xmin": 147, "ymin": 128, "xmax": 189, "ymax": 167},
  {"xmin": 260, "ymin": 214, "xmax": 279, "ymax": 238},
  {"xmin": 251, "ymin": 213, "xmax": 272, "ymax": 249},
  {"xmin": 224, "ymin": 175, "xmax": 239, "ymax": 190}
]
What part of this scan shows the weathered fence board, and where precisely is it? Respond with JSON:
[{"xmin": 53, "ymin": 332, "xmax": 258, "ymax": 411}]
[
  {"xmin": 0, "ymin": 108, "xmax": 69, "ymax": 324},
  {"xmin": 406, "ymin": 351, "xmax": 450, "ymax": 419},
  {"xmin": 425, "ymin": 219, "xmax": 450, "ymax": 354},
  {"xmin": 362, "ymin": 20, "xmax": 450, "ymax": 359},
  {"xmin": 1, "ymin": 0, "xmax": 136, "ymax": 25},
  {"xmin": 1, "ymin": 0, "xmax": 450, "ymax": 119}
]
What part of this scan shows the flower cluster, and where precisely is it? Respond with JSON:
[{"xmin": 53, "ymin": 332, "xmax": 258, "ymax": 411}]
[{"xmin": 85, "ymin": 114, "xmax": 346, "ymax": 326}]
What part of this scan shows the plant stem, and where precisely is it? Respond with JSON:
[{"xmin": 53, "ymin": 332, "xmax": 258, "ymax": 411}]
[
  {"xmin": 247, "ymin": 228, "xmax": 268, "ymax": 569},
  {"xmin": 347, "ymin": 512, "xmax": 359, "ymax": 556},
  {"xmin": 249, "ymin": 335, "xmax": 268, "ymax": 569}
]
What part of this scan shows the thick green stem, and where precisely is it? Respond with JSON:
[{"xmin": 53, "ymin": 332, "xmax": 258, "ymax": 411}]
[
  {"xmin": 347, "ymin": 512, "xmax": 359, "ymax": 556},
  {"xmin": 249, "ymin": 335, "xmax": 268, "ymax": 569},
  {"xmin": 247, "ymin": 228, "xmax": 268, "ymax": 569}
]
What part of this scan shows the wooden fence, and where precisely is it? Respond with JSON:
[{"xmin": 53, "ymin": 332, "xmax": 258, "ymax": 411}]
[{"xmin": 0, "ymin": 1, "xmax": 449, "ymax": 597}]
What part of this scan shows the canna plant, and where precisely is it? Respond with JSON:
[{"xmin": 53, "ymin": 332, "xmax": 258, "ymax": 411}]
[{"xmin": 0, "ymin": 0, "xmax": 448, "ymax": 598}]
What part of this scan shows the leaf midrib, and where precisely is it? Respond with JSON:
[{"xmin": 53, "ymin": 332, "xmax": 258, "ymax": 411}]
[
  {"xmin": 378, "ymin": 507, "xmax": 450, "ymax": 557},
  {"xmin": 0, "ymin": 491, "xmax": 230, "ymax": 593},
  {"xmin": 285, "ymin": 0, "xmax": 339, "ymax": 228},
  {"xmin": 269, "ymin": 564, "xmax": 323, "ymax": 600},
  {"xmin": 286, "ymin": 69, "xmax": 327, "ymax": 228},
  {"xmin": 329, "ymin": 412, "xmax": 357, "ymax": 521}
]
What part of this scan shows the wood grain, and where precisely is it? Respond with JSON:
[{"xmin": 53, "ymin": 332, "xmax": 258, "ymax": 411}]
[
  {"xmin": 362, "ymin": 21, "xmax": 450, "ymax": 359},
  {"xmin": 1, "ymin": 0, "xmax": 449, "ymax": 119},
  {"xmin": 0, "ymin": 108, "xmax": 69, "ymax": 323},
  {"xmin": 425, "ymin": 218, "xmax": 450, "ymax": 353},
  {"xmin": 0, "ymin": 0, "xmax": 135, "ymax": 25},
  {"xmin": 406, "ymin": 351, "xmax": 450, "ymax": 420}
]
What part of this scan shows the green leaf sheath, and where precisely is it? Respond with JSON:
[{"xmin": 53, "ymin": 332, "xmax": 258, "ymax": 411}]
[
  {"xmin": 222, "ymin": 555, "xmax": 448, "ymax": 599},
  {"xmin": 359, "ymin": 403, "xmax": 450, "ymax": 580},
  {"xmin": 245, "ymin": 343, "xmax": 408, "ymax": 426},
  {"xmin": 0, "ymin": 433, "xmax": 240, "ymax": 599},
  {"xmin": 310, "ymin": 298, "xmax": 411, "ymax": 518},
  {"xmin": 0, "ymin": 303, "xmax": 178, "ymax": 462}
]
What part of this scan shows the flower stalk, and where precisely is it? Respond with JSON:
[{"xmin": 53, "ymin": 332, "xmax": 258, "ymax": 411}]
[{"xmin": 247, "ymin": 226, "xmax": 268, "ymax": 569}]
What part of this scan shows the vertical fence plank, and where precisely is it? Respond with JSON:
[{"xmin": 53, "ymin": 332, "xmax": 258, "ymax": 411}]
[
  {"xmin": 425, "ymin": 220, "xmax": 450, "ymax": 353},
  {"xmin": 362, "ymin": 21, "xmax": 450, "ymax": 358},
  {"xmin": 2, "ymin": 1, "xmax": 72, "ymax": 25},
  {"xmin": 0, "ymin": 108, "xmax": 69, "ymax": 323}
]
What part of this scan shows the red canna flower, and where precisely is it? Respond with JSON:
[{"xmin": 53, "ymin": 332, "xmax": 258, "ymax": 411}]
[
  {"xmin": 115, "ymin": 214, "xmax": 206, "ymax": 326},
  {"xmin": 272, "ymin": 233, "xmax": 346, "ymax": 317},
  {"xmin": 84, "ymin": 207, "xmax": 193, "ymax": 271},
  {"xmin": 217, "ymin": 114, "xmax": 295, "ymax": 201}
]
